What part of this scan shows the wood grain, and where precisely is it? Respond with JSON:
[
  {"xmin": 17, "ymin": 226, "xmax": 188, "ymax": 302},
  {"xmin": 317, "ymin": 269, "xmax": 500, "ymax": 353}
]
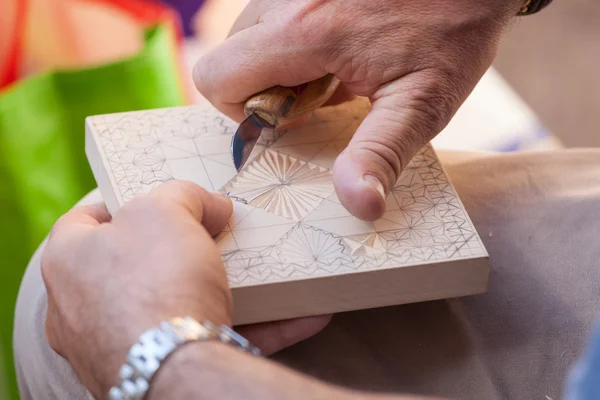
[
  {"xmin": 243, "ymin": 75, "xmax": 340, "ymax": 128},
  {"xmin": 85, "ymin": 98, "xmax": 489, "ymax": 325}
]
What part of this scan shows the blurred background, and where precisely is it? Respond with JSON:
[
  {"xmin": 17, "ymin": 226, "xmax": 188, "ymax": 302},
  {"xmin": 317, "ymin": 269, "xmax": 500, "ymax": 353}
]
[{"xmin": 0, "ymin": 0, "xmax": 598, "ymax": 398}]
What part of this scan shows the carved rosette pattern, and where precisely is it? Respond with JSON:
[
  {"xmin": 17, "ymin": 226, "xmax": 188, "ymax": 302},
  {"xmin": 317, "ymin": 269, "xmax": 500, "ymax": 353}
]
[
  {"xmin": 222, "ymin": 150, "xmax": 333, "ymax": 221},
  {"xmin": 92, "ymin": 100, "xmax": 486, "ymax": 287}
]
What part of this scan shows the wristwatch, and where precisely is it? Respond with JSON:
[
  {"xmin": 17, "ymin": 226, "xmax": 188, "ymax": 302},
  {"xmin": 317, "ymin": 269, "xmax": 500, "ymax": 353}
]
[
  {"xmin": 107, "ymin": 317, "xmax": 260, "ymax": 400},
  {"xmin": 517, "ymin": 0, "xmax": 554, "ymax": 15}
]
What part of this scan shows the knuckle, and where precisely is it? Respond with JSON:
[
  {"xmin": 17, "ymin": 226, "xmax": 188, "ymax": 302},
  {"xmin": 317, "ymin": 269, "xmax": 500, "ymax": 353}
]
[
  {"xmin": 358, "ymin": 71, "xmax": 464, "ymax": 184},
  {"xmin": 40, "ymin": 247, "xmax": 56, "ymax": 287},
  {"xmin": 192, "ymin": 59, "xmax": 208, "ymax": 93},
  {"xmin": 388, "ymin": 123, "xmax": 426, "ymax": 171},
  {"xmin": 158, "ymin": 180, "xmax": 207, "ymax": 212},
  {"xmin": 121, "ymin": 181, "xmax": 206, "ymax": 220},
  {"xmin": 127, "ymin": 193, "xmax": 158, "ymax": 211},
  {"xmin": 192, "ymin": 57, "xmax": 220, "ymax": 104},
  {"xmin": 329, "ymin": 34, "xmax": 381, "ymax": 89},
  {"xmin": 163, "ymin": 180, "xmax": 205, "ymax": 198},
  {"xmin": 391, "ymin": 71, "xmax": 465, "ymax": 143},
  {"xmin": 407, "ymin": 94, "xmax": 449, "ymax": 131},
  {"xmin": 404, "ymin": 82, "xmax": 457, "ymax": 130},
  {"xmin": 48, "ymin": 215, "xmax": 68, "ymax": 239},
  {"xmin": 361, "ymin": 129, "xmax": 419, "ymax": 185},
  {"xmin": 280, "ymin": 4, "xmax": 346, "ymax": 72},
  {"xmin": 48, "ymin": 207, "xmax": 80, "ymax": 238},
  {"xmin": 355, "ymin": 132, "xmax": 405, "ymax": 183},
  {"xmin": 121, "ymin": 194, "xmax": 167, "ymax": 220},
  {"xmin": 43, "ymin": 217, "xmax": 74, "ymax": 284}
]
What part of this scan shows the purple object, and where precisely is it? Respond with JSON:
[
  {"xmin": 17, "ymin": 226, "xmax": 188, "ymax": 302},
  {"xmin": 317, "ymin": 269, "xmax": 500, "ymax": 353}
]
[{"xmin": 158, "ymin": 0, "xmax": 206, "ymax": 36}]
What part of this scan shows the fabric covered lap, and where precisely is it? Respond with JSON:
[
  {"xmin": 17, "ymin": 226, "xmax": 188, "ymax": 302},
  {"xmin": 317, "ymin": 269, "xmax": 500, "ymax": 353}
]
[{"xmin": 13, "ymin": 149, "xmax": 600, "ymax": 400}]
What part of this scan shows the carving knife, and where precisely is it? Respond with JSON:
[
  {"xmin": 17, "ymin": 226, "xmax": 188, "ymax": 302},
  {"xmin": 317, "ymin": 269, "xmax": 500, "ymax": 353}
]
[{"xmin": 231, "ymin": 74, "xmax": 341, "ymax": 171}]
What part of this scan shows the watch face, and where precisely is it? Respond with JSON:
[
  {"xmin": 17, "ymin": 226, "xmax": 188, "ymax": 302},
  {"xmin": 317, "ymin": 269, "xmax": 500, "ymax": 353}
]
[{"xmin": 171, "ymin": 317, "xmax": 215, "ymax": 341}]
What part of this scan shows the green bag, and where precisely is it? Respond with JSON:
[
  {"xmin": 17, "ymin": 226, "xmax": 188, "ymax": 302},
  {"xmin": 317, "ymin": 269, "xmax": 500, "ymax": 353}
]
[{"xmin": 0, "ymin": 24, "xmax": 186, "ymax": 399}]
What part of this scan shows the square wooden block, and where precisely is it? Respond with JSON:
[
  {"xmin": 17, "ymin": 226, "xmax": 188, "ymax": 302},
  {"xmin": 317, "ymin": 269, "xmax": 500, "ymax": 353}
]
[{"xmin": 86, "ymin": 98, "xmax": 489, "ymax": 325}]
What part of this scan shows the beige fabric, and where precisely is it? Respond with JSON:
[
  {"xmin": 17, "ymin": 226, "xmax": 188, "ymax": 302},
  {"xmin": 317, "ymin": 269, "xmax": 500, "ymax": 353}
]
[{"xmin": 13, "ymin": 149, "xmax": 600, "ymax": 400}]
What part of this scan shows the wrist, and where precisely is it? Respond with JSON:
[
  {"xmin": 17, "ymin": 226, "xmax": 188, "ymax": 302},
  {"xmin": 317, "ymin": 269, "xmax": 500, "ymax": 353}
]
[
  {"xmin": 145, "ymin": 340, "xmax": 233, "ymax": 399},
  {"xmin": 67, "ymin": 317, "xmax": 164, "ymax": 398},
  {"xmin": 105, "ymin": 317, "xmax": 259, "ymax": 400},
  {"xmin": 69, "ymin": 304, "xmax": 232, "ymax": 398}
]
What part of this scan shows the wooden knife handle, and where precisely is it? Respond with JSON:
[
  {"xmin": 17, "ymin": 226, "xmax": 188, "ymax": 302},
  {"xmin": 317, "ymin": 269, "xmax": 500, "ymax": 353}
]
[{"xmin": 243, "ymin": 74, "xmax": 341, "ymax": 129}]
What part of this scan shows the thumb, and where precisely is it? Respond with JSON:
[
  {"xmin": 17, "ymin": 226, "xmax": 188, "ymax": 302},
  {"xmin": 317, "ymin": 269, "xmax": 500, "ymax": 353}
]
[
  {"xmin": 332, "ymin": 73, "xmax": 460, "ymax": 221},
  {"xmin": 132, "ymin": 180, "xmax": 234, "ymax": 236}
]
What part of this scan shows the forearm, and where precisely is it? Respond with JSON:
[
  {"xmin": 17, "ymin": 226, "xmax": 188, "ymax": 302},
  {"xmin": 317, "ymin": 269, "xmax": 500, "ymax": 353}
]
[
  {"xmin": 147, "ymin": 341, "xmax": 341, "ymax": 399},
  {"xmin": 146, "ymin": 341, "xmax": 438, "ymax": 400}
]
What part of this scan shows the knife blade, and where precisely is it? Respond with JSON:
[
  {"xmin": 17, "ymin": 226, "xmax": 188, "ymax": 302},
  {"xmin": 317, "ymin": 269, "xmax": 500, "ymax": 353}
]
[{"xmin": 231, "ymin": 74, "xmax": 340, "ymax": 171}]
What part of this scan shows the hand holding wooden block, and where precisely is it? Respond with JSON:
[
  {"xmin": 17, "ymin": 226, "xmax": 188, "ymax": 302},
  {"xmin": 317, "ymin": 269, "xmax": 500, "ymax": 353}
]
[{"xmin": 86, "ymin": 97, "xmax": 488, "ymax": 325}]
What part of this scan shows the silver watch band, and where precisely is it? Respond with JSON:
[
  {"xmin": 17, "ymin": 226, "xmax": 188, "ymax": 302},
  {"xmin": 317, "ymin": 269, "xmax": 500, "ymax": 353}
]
[{"xmin": 107, "ymin": 317, "xmax": 260, "ymax": 400}]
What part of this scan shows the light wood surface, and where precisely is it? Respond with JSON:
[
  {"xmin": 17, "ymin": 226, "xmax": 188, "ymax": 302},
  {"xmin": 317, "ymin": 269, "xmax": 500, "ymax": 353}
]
[{"xmin": 85, "ymin": 98, "xmax": 488, "ymax": 324}]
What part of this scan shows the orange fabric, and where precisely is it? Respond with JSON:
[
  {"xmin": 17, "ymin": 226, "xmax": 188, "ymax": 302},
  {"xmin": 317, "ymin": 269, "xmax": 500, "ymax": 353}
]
[
  {"xmin": 84, "ymin": 0, "xmax": 192, "ymax": 102},
  {"xmin": 1, "ymin": 0, "xmax": 192, "ymax": 102},
  {"xmin": 0, "ymin": 0, "xmax": 27, "ymax": 88}
]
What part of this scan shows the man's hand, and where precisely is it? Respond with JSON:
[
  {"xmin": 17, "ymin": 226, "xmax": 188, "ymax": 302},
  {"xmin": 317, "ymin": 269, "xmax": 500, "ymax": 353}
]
[
  {"xmin": 193, "ymin": 0, "xmax": 522, "ymax": 220},
  {"xmin": 42, "ymin": 181, "xmax": 329, "ymax": 398}
]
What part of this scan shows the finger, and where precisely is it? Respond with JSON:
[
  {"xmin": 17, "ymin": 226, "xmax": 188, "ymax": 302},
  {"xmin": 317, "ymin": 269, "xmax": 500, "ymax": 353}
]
[
  {"xmin": 321, "ymin": 84, "xmax": 356, "ymax": 108},
  {"xmin": 146, "ymin": 180, "xmax": 233, "ymax": 236},
  {"xmin": 49, "ymin": 203, "xmax": 111, "ymax": 239},
  {"xmin": 333, "ymin": 72, "xmax": 461, "ymax": 221},
  {"xmin": 235, "ymin": 314, "xmax": 332, "ymax": 356},
  {"xmin": 193, "ymin": 20, "xmax": 327, "ymax": 122}
]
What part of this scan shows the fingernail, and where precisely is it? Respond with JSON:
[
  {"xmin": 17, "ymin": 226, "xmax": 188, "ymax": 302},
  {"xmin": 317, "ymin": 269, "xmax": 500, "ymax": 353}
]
[{"xmin": 362, "ymin": 174, "xmax": 386, "ymax": 200}]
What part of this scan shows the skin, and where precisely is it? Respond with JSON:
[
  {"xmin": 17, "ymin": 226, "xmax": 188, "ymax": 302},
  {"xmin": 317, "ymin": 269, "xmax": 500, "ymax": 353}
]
[
  {"xmin": 42, "ymin": 181, "xmax": 331, "ymax": 398},
  {"xmin": 43, "ymin": 1, "xmax": 531, "ymax": 397},
  {"xmin": 193, "ymin": 0, "xmax": 523, "ymax": 220},
  {"xmin": 43, "ymin": 181, "xmax": 440, "ymax": 400}
]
